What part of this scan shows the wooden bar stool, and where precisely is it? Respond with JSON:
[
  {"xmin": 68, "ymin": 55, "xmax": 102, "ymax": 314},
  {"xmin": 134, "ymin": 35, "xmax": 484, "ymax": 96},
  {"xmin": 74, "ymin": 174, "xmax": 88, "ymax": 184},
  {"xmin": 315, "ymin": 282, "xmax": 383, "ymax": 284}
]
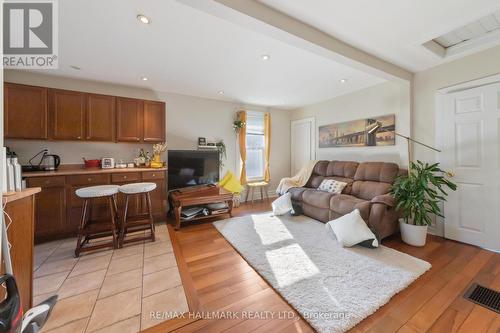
[
  {"xmin": 245, "ymin": 181, "xmax": 270, "ymax": 204},
  {"xmin": 118, "ymin": 182, "xmax": 157, "ymax": 247},
  {"xmin": 74, "ymin": 185, "xmax": 120, "ymax": 257}
]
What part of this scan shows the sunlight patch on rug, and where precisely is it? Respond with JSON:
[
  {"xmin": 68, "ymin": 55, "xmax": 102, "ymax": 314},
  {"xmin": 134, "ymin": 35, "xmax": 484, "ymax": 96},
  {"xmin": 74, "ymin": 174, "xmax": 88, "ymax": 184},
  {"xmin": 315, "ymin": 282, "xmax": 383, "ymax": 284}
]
[
  {"xmin": 251, "ymin": 213, "xmax": 293, "ymax": 245},
  {"xmin": 265, "ymin": 243, "xmax": 320, "ymax": 287}
]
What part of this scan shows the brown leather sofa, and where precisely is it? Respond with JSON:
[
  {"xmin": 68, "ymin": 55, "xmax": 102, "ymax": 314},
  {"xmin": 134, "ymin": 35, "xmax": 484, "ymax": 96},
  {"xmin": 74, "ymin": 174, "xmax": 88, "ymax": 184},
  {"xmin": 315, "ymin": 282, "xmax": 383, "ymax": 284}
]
[{"xmin": 288, "ymin": 160, "xmax": 404, "ymax": 240}]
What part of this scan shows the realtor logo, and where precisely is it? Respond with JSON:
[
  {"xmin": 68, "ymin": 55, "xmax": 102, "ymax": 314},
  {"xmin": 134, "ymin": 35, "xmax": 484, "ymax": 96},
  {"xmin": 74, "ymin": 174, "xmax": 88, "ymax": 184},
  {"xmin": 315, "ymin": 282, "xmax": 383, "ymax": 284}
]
[{"xmin": 3, "ymin": 0, "xmax": 58, "ymax": 68}]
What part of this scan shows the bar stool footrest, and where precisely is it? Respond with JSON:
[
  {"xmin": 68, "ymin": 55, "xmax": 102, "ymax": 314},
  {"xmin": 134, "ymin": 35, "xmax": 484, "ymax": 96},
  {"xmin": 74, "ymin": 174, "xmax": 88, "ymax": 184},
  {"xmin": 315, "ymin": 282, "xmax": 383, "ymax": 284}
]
[{"xmin": 122, "ymin": 234, "xmax": 154, "ymax": 245}]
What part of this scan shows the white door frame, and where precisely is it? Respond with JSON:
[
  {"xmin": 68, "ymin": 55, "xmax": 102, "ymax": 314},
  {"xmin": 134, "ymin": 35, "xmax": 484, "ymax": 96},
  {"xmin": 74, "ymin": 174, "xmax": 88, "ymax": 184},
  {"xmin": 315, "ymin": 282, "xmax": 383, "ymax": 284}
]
[
  {"xmin": 435, "ymin": 72, "xmax": 500, "ymax": 244},
  {"xmin": 291, "ymin": 117, "xmax": 316, "ymax": 175}
]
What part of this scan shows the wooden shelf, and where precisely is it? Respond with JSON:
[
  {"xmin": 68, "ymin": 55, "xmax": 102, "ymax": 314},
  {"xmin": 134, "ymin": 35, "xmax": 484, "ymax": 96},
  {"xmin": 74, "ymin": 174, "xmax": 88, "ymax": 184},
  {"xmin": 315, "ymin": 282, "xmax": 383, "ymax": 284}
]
[{"xmin": 181, "ymin": 210, "xmax": 230, "ymax": 222}]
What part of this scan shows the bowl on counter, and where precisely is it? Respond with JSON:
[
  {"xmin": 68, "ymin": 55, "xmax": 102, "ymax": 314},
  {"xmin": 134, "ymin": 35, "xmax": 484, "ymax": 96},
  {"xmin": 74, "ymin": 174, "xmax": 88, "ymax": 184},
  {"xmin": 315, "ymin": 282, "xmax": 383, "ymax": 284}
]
[{"xmin": 82, "ymin": 158, "xmax": 101, "ymax": 168}]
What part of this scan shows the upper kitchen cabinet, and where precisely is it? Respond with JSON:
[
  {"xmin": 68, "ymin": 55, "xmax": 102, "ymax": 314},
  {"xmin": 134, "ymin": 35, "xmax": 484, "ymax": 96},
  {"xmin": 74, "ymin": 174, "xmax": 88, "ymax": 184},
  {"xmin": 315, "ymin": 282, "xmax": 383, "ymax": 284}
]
[
  {"xmin": 3, "ymin": 82, "xmax": 166, "ymax": 143},
  {"xmin": 49, "ymin": 89, "xmax": 86, "ymax": 140},
  {"xmin": 143, "ymin": 100, "xmax": 166, "ymax": 142},
  {"xmin": 4, "ymin": 83, "xmax": 48, "ymax": 139},
  {"xmin": 116, "ymin": 97, "xmax": 143, "ymax": 142},
  {"xmin": 86, "ymin": 93, "xmax": 116, "ymax": 141}
]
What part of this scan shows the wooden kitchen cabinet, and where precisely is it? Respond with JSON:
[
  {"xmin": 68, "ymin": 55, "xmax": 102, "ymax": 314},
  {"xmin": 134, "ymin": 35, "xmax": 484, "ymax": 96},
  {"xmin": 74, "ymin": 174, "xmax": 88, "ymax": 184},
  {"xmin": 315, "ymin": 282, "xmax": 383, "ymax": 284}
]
[
  {"xmin": 142, "ymin": 171, "xmax": 166, "ymax": 219},
  {"xmin": 86, "ymin": 93, "xmax": 116, "ymax": 141},
  {"xmin": 28, "ymin": 169, "xmax": 167, "ymax": 243},
  {"xmin": 67, "ymin": 174, "xmax": 111, "ymax": 233},
  {"xmin": 49, "ymin": 89, "xmax": 86, "ymax": 140},
  {"xmin": 143, "ymin": 100, "xmax": 166, "ymax": 142},
  {"xmin": 112, "ymin": 172, "xmax": 141, "ymax": 217},
  {"xmin": 26, "ymin": 177, "xmax": 66, "ymax": 242},
  {"xmin": 4, "ymin": 83, "xmax": 48, "ymax": 139},
  {"xmin": 4, "ymin": 82, "xmax": 166, "ymax": 143},
  {"xmin": 116, "ymin": 97, "xmax": 143, "ymax": 142}
]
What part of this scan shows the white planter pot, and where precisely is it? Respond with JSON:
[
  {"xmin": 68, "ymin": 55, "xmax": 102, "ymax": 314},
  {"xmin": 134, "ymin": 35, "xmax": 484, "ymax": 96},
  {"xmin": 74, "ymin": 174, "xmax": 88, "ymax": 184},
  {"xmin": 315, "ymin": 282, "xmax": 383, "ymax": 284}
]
[{"xmin": 399, "ymin": 220, "xmax": 428, "ymax": 247}]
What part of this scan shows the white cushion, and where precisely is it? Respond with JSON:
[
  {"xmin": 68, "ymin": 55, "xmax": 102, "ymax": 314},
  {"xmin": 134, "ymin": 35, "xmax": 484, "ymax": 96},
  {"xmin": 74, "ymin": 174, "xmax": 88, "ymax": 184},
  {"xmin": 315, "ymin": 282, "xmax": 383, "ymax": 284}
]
[
  {"xmin": 119, "ymin": 182, "xmax": 157, "ymax": 194},
  {"xmin": 272, "ymin": 193, "xmax": 293, "ymax": 216},
  {"xmin": 76, "ymin": 185, "xmax": 119, "ymax": 198},
  {"xmin": 318, "ymin": 179, "xmax": 347, "ymax": 194},
  {"xmin": 325, "ymin": 209, "xmax": 379, "ymax": 248}
]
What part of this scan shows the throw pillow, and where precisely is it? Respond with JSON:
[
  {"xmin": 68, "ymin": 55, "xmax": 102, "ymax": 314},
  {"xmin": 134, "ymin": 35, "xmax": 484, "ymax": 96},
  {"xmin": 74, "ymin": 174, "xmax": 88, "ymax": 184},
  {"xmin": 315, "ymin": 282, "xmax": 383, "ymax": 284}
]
[
  {"xmin": 272, "ymin": 193, "xmax": 293, "ymax": 216},
  {"xmin": 317, "ymin": 179, "xmax": 347, "ymax": 194},
  {"xmin": 325, "ymin": 209, "xmax": 379, "ymax": 248}
]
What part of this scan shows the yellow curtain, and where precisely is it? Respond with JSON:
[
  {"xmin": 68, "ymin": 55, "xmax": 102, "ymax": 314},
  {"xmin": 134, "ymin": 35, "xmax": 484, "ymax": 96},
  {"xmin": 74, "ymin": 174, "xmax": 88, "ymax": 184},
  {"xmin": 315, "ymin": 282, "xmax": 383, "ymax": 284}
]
[
  {"xmin": 264, "ymin": 112, "xmax": 271, "ymax": 182},
  {"xmin": 237, "ymin": 110, "xmax": 247, "ymax": 185}
]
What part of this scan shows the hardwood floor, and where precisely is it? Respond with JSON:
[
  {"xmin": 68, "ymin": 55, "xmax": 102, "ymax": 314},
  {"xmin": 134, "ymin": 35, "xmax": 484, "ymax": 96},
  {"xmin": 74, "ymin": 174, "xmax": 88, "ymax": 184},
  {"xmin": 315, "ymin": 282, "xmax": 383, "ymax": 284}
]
[{"xmin": 145, "ymin": 201, "xmax": 500, "ymax": 333}]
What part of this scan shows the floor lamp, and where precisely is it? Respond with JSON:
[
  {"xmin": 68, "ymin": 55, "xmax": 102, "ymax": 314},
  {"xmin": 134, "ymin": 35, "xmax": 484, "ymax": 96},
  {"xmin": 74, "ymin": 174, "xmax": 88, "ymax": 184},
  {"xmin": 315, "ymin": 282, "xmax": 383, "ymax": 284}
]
[{"xmin": 367, "ymin": 122, "xmax": 441, "ymax": 171}]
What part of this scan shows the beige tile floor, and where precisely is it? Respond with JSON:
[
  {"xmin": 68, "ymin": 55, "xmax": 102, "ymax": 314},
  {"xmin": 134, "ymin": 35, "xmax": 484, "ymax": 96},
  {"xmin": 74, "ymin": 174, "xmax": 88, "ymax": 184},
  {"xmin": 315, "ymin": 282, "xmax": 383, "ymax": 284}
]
[{"xmin": 34, "ymin": 224, "xmax": 189, "ymax": 333}]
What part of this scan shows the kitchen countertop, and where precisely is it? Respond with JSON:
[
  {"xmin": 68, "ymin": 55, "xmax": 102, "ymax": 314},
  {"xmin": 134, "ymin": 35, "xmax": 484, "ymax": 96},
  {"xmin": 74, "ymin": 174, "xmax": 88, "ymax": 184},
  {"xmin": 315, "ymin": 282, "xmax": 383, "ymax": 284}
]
[
  {"xmin": 22, "ymin": 164, "xmax": 167, "ymax": 178},
  {"xmin": 2, "ymin": 187, "xmax": 42, "ymax": 204}
]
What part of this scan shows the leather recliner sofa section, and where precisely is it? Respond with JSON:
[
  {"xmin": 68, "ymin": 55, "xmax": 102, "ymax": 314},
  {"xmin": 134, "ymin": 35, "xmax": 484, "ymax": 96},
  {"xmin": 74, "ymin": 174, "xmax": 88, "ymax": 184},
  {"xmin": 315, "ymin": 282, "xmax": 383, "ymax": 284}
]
[{"xmin": 288, "ymin": 160, "xmax": 405, "ymax": 240}]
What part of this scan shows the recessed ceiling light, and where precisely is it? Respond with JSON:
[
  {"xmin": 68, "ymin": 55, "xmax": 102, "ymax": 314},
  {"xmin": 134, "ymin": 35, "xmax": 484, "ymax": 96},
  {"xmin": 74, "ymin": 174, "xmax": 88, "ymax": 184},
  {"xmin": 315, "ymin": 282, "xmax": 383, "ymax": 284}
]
[
  {"xmin": 261, "ymin": 54, "xmax": 271, "ymax": 61},
  {"xmin": 137, "ymin": 14, "xmax": 151, "ymax": 24},
  {"xmin": 69, "ymin": 65, "xmax": 81, "ymax": 70},
  {"xmin": 141, "ymin": 76, "xmax": 148, "ymax": 81},
  {"xmin": 340, "ymin": 78, "xmax": 348, "ymax": 83},
  {"xmin": 218, "ymin": 91, "xmax": 224, "ymax": 95}
]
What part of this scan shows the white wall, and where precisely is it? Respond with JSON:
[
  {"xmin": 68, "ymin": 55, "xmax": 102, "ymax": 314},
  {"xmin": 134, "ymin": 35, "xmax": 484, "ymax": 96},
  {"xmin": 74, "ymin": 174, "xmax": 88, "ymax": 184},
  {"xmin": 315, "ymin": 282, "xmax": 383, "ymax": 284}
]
[
  {"xmin": 291, "ymin": 81, "xmax": 411, "ymax": 166},
  {"xmin": 4, "ymin": 70, "xmax": 291, "ymax": 192},
  {"xmin": 413, "ymin": 44, "xmax": 500, "ymax": 163}
]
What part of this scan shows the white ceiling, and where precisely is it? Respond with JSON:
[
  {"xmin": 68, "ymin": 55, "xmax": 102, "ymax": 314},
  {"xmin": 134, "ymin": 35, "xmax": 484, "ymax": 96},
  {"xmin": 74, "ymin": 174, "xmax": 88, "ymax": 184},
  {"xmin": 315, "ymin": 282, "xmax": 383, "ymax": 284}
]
[
  {"xmin": 259, "ymin": 0, "xmax": 500, "ymax": 72},
  {"xmin": 29, "ymin": 0, "xmax": 385, "ymax": 109}
]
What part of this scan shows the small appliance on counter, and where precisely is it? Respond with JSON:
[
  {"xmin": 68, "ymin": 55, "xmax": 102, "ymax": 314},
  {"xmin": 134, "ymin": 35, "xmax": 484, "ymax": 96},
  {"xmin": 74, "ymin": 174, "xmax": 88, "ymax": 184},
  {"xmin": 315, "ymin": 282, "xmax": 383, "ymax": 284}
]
[
  {"xmin": 42, "ymin": 154, "xmax": 60, "ymax": 171},
  {"xmin": 21, "ymin": 149, "xmax": 61, "ymax": 172},
  {"xmin": 101, "ymin": 158, "xmax": 115, "ymax": 169}
]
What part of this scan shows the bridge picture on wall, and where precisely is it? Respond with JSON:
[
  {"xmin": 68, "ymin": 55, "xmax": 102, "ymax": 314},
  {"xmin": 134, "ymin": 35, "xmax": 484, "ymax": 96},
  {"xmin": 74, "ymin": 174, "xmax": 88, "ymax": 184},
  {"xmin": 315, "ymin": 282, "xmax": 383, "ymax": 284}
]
[{"xmin": 318, "ymin": 114, "xmax": 395, "ymax": 148}]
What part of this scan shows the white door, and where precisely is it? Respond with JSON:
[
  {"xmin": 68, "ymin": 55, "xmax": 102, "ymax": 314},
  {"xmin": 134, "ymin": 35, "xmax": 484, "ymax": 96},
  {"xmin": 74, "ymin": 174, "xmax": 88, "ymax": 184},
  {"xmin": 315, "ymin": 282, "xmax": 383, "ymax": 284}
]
[
  {"xmin": 291, "ymin": 118, "xmax": 315, "ymax": 176},
  {"xmin": 439, "ymin": 82, "xmax": 500, "ymax": 251}
]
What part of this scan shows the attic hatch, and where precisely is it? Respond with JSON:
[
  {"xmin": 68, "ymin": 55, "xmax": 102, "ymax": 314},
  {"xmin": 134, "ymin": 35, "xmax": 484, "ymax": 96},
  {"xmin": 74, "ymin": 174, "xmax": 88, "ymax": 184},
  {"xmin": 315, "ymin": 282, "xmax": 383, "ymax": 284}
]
[{"xmin": 423, "ymin": 9, "xmax": 500, "ymax": 58}]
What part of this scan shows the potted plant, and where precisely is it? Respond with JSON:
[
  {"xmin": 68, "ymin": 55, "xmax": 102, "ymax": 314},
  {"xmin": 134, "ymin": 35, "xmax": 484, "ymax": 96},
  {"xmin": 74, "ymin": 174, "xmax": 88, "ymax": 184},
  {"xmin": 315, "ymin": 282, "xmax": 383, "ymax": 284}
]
[
  {"xmin": 391, "ymin": 161, "xmax": 457, "ymax": 246},
  {"xmin": 216, "ymin": 140, "xmax": 226, "ymax": 169},
  {"xmin": 232, "ymin": 120, "xmax": 245, "ymax": 133}
]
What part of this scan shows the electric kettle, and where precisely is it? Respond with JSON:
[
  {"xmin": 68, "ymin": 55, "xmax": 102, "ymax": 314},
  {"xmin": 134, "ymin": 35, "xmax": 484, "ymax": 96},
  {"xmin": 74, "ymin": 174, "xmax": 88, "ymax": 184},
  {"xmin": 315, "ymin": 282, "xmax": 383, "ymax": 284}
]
[{"xmin": 41, "ymin": 154, "xmax": 61, "ymax": 171}]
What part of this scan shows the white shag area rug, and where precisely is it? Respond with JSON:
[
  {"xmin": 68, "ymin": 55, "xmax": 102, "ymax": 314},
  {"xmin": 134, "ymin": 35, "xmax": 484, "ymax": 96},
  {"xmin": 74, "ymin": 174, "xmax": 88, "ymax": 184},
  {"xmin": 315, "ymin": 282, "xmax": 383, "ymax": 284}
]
[{"xmin": 213, "ymin": 213, "xmax": 431, "ymax": 333}]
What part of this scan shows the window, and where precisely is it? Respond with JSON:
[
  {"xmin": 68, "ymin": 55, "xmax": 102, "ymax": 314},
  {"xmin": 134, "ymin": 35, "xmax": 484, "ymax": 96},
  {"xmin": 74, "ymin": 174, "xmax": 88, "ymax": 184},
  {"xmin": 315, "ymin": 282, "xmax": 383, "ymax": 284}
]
[{"xmin": 245, "ymin": 112, "xmax": 265, "ymax": 180}]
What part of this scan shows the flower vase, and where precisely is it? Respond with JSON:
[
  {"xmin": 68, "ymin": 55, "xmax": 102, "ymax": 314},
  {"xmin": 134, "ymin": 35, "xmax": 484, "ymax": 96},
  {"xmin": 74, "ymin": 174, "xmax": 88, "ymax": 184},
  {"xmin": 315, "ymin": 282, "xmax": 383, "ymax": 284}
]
[{"xmin": 150, "ymin": 153, "xmax": 163, "ymax": 168}]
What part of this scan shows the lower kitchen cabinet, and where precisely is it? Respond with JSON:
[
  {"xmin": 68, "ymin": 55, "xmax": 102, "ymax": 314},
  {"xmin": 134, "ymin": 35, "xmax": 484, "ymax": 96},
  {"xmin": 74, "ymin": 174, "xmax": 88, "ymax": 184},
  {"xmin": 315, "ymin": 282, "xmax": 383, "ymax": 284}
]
[
  {"xmin": 28, "ymin": 170, "xmax": 167, "ymax": 243},
  {"xmin": 112, "ymin": 173, "xmax": 142, "ymax": 218},
  {"xmin": 141, "ymin": 171, "xmax": 167, "ymax": 219},
  {"xmin": 26, "ymin": 176, "xmax": 66, "ymax": 242}
]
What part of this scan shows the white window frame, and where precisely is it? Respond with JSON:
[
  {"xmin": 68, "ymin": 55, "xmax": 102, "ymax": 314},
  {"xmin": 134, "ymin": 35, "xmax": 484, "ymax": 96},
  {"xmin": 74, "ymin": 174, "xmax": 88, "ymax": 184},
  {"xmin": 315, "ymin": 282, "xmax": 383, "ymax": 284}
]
[
  {"xmin": 235, "ymin": 110, "xmax": 266, "ymax": 182},
  {"xmin": 245, "ymin": 111, "xmax": 266, "ymax": 182}
]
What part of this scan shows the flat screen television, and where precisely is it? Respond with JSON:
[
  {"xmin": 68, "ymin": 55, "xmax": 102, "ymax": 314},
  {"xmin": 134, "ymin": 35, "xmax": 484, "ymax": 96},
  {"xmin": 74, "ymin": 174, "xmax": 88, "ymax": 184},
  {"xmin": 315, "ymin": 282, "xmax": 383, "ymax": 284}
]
[{"xmin": 168, "ymin": 150, "xmax": 220, "ymax": 190}]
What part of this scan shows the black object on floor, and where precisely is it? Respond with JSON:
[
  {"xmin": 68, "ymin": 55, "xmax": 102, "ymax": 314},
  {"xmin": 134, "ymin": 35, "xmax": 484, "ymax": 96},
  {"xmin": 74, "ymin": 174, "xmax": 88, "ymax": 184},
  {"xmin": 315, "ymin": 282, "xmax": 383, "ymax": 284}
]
[{"xmin": 464, "ymin": 283, "xmax": 499, "ymax": 313}]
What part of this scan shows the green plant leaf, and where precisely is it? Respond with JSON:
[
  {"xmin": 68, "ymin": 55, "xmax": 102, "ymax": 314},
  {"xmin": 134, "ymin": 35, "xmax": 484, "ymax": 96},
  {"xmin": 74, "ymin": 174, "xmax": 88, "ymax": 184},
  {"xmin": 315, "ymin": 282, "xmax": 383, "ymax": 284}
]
[{"xmin": 391, "ymin": 161, "xmax": 457, "ymax": 227}]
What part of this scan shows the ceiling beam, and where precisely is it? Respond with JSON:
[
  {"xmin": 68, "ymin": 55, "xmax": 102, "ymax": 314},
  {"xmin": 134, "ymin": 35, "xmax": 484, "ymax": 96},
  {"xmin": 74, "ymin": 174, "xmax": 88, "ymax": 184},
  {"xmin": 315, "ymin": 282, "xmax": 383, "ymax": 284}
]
[{"xmin": 180, "ymin": 0, "xmax": 413, "ymax": 82}]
